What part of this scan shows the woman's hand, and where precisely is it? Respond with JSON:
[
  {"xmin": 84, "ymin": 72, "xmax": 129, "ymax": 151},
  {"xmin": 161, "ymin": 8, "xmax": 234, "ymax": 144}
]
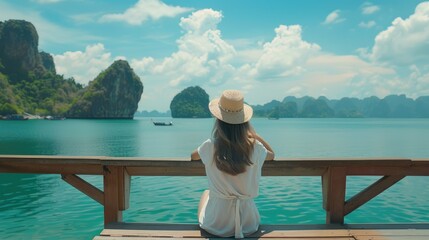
[
  {"xmin": 253, "ymin": 133, "xmax": 275, "ymax": 160},
  {"xmin": 191, "ymin": 149, "xmax": 201, "ymax": 161}
]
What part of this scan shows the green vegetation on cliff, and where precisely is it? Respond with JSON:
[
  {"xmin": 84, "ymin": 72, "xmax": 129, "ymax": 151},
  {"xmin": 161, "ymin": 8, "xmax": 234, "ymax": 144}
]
[
  {"xmin": 66, "ymin": 60, "xmax": 143, "ymax": 119},
  {"xmin": 0, "ymin": 20, "xmax": 82, "ymax": 116},
  {"xmin": 170, "ymin": 86, "xmax": 210, "ymax": 118}
]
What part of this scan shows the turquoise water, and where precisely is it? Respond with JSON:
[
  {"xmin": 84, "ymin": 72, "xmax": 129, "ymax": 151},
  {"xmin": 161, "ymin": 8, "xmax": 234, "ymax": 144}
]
[{"xmin": 1, "ymin": 118, "xmax": 429, "ymax": 239}]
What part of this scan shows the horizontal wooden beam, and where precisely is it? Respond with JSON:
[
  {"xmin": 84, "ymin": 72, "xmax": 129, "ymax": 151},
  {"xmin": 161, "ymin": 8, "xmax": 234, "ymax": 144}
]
[
  {"xmin": 1, "ymin": 155, "xmax": 428, "ymax": 177},
  {"xmin": 0, "ymin": 155, "xmax": 102, "ymax": 164},
  {"xmin": 0, "ymin": 162, "xmax": 103, "ymax": 175},
  {"xmin": 0, "ymin": 155, "xmax": 416, "ymax": 166},
  {"xmin": 346, "ymin": 166, "xmax": 429, "ymax": 176}
]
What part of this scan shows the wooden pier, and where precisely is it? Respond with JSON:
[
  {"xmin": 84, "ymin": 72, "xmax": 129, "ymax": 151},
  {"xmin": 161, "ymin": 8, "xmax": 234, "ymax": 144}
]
[{"xmin": 1, "ymin": 155, "xmax": 429, "ymax": 239}]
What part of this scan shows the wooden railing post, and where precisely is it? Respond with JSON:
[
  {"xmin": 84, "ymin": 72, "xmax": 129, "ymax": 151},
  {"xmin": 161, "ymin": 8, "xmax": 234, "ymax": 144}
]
[
  {"xmin": 322, "ymin": 166, "xmax": 346, "ymax": 224},
  {"xmin": 103, "ymin": 165, "xmax": 123, "ymax": 225},
  {"xmin": 118, "ymin": 167, "xmax": 131, "ymax": 211}
]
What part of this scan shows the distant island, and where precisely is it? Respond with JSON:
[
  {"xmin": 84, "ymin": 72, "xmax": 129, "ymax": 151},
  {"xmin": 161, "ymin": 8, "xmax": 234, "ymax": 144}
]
[
  {"xmin": 253, "ymin": 95, "xmax": 429, "ymax": 118},
  {"xmin": 0, "ymin": 19, "xmax": 143, "ymax": 119},
  {"xmin": 166, "ymin": 86, "xmax": 429, "ymax": 118},
  {"xmin": 134, "ymin": 110, "xmax": 171, "ymax": 118},
  {"xmin": 169, "ymin": 86, "xmax": 211, "ymax": 118}
]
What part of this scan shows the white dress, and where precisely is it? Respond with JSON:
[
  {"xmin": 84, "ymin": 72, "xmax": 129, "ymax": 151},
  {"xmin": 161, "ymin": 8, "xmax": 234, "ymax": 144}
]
[{"xmin": 197, "ymin": 138, "xmax": 268, "ymax": 238}]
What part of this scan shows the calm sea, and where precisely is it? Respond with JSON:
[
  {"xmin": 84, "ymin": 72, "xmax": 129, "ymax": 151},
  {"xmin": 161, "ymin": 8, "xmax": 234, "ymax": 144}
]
[{"xmin": 1, "ymin": 118, "xmax": 429, "ymax": 239}]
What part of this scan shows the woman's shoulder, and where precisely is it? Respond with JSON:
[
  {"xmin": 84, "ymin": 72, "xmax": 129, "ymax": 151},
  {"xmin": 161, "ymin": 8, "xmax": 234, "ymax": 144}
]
[
  {"xmin": 198, "ymin": 138, "xmax": 214, "ymax": 154},
  {"xmin": 253, "ymin": 139, "xmax": 265, "ymax": 148}
]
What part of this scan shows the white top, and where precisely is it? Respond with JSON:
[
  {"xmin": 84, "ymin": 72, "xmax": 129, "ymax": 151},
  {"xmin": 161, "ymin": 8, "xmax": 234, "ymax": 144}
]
[{"xmin": 197, "ymin": 138, "xmax": 268, "ymax": 238}]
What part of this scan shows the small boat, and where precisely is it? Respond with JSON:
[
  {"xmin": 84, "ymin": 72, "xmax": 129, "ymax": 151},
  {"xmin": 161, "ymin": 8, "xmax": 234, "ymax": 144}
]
[{"xmin": 152, "ymin": 120, "xmax": 173, "ymax": 126}]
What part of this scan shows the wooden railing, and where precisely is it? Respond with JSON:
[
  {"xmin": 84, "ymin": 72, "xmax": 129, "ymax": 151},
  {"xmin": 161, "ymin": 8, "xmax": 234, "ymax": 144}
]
[{"xmin": 1, "ymin": 155, "xmax": 428, "ymax": 226}]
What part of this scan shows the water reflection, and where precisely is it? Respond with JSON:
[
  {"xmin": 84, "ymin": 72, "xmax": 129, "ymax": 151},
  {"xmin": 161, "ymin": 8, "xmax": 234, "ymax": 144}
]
[
  {"xmin": 0, "ymin": 139, "xmax": 61, "ymax": 155},
  {"xmin": 0, "ymin": 174, "xmax": 48, "ymax": 212}
]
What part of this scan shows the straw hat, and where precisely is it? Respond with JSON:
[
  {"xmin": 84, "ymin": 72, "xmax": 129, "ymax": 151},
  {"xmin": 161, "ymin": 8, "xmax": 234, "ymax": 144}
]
[{"xmin": 209, "ymin": 90, "xmax": 253, "ymax": 124}]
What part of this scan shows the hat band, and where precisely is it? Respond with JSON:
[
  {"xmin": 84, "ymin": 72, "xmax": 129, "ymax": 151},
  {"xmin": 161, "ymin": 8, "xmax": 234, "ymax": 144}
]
[{"xmin": 219, "ymin": 103, "xmax": 243, "ymax": 113}]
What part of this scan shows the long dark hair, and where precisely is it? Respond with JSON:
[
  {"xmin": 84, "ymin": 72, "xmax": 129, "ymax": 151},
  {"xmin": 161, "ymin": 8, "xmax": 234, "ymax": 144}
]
[{"xmin": 212, "ymin": 119, "xmax": 255, "ymax": 175}]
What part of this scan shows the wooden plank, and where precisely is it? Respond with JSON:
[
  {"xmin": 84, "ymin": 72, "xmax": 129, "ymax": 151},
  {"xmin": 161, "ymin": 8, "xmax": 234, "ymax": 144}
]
[
  {"xmin": 0, "ymin": 162, "xmax": 103, "ymax": 174},
  {"xmin": 95, "ymin": 223, "xmax": 429, "ymax": 239},
  {"xmin": 262, "ymin": 167, "xmax": 326, "ymax": 176},
  {"xmin": 94, "ymin": 237, "xmax": 211, "ymax": 240},
  {"xmin": 2, "ymin": 155, "xmax": 429, "ymax": 177},
  {"xmin": 350, "ymin": 229, "xmax": 429, "ymax": 236},
  {"xmin": 95, "ymin": 237, "xmax": 354, "ymax": 240},
  {"xmin": 100, "ymin": 228, "xmax": 353, "ymax": 238},
  {"xmin": 61, "ymin": 174, "xmax": 104, "ymax": 205},
  {"xmin": 103, "ymin": 166, "xmax": 122, "ymax": 225},
  {"xmin": 1, "ymin": 155, "xmax": 418, "ymax": 167},
  {"xmin": 0, "ymin": 155, "xmax": 102, "ymax": 164},
  {"xmin": 353, "ymin": 236, "xmax": 428, "ymax": 240},
  {"xmin": 347, "ymin": 166, "xmax": 429, "ymax": 176},
  {"xmin": 100, "ymin": 223, "xmax": 206, "ymax": 238},
  {"xmin": 412, "ymin": 159, "xmax": 429, "ymax": 167},
  {"xmin": 126, "ymin": 166, "xmax": 206, "ymax": 176},
  {"xmin": 324, "ymin": 167, "xmax": 347, "ymax": 224},
  {"xmin": 251, "ymin": 229, "xmax": 351, "ymax": 237},
  {"xmin": 344, "ymin": 175, "xmax": 405, "ymax": 216},
  {"xmin": 100, "ymin": 223, "xmax": 353, "ymax": 238},
  {"xmin": 126, "ymin": 166, "xmax": 327, "ymax": 176}
]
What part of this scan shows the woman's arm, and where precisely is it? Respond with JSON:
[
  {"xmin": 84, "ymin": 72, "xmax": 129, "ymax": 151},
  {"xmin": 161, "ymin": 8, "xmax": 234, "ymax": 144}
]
[
  {"xmin": 254, "ymin": 133, "xmax": 275, "ymax": 160},
  {"xmin": 191, "ymin": 149, "xmax": 201, "ymax": 160}
]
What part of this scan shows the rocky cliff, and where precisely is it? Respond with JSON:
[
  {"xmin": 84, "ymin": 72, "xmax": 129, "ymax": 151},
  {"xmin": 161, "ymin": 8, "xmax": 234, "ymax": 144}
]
[
  {"xmin": 0, "ymin": 20, "xmax": 81, "ymax": 116},
  {"xmin": 0, "ymin": 20, "xmax": 51, "ymax": 81},
  {"xmin": 66, "ymin": 60, "xmax": 143, "ymax": 119}
]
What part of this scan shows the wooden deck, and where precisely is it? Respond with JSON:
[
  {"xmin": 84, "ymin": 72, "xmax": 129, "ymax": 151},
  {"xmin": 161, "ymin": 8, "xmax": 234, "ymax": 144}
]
[
  {"xmin": 1, "ymin": 155, "xmax": 429, "ymax": 239},
  {"xmin": 94, "ymin": 223, "xmax": 429, "ymax": 239}
]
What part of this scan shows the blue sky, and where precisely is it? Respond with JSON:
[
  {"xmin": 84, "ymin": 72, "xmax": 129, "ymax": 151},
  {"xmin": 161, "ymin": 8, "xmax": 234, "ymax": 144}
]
[{"xmin": 1, "ymin": 0, "xmax": 429, "ymax": 111}]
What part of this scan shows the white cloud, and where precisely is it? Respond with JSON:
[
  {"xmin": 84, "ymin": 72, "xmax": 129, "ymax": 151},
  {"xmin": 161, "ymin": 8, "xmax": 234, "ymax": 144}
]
[
  {"xmin": 359, "ymin": 20, "xmax": 376, "ymax": 28},
  {"xmin": 53, "ymin": 43, "xmax": 114, "ymax": 85},
  {"xmin": 132, "ymin": 9, "xmax": 236, "ymax": 86},
  {"xmin": 100, "ymin": 0, "xmax": 193, "ymax": 25},
  {"xmin": 252, "ymin": 25, "xmax": 321, "ymax": 80},
  {"xmin": 353, "ymin": 1, "xmax": 429, "ymax": 99},
  {"xmin": 362, "ymin": 3, "xmax": 380, "ymax": 15},
  {"xmin": 130, "ymin": 19, "xmax": 401, "ymax": 110},
  {"xmin": 370, "ymin": 2, "xmax": 429, "ymax": 66},
  {"xmin": 227, "ymin": 23, "xmax": 398, "ymax": 106},
  {"xmin": 408, "ymin": 65, "xmax": 429, "ymax": 96},
  {"xmin": 130, "ymin": 9, "xmax": 237, "ymax": 111},
  {"xmin": 322, "ymin": 10, "xmax": 345, "ymax": 25},
  {"xmin": 289, "ymin": 54, "xmax": 395, "ymax": 100}
]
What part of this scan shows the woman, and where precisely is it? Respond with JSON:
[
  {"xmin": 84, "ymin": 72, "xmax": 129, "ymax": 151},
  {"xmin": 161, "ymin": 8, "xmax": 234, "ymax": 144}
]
[{"xmin": 191, "ymin": 89, "xmax": 275, "ymax": 238}]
